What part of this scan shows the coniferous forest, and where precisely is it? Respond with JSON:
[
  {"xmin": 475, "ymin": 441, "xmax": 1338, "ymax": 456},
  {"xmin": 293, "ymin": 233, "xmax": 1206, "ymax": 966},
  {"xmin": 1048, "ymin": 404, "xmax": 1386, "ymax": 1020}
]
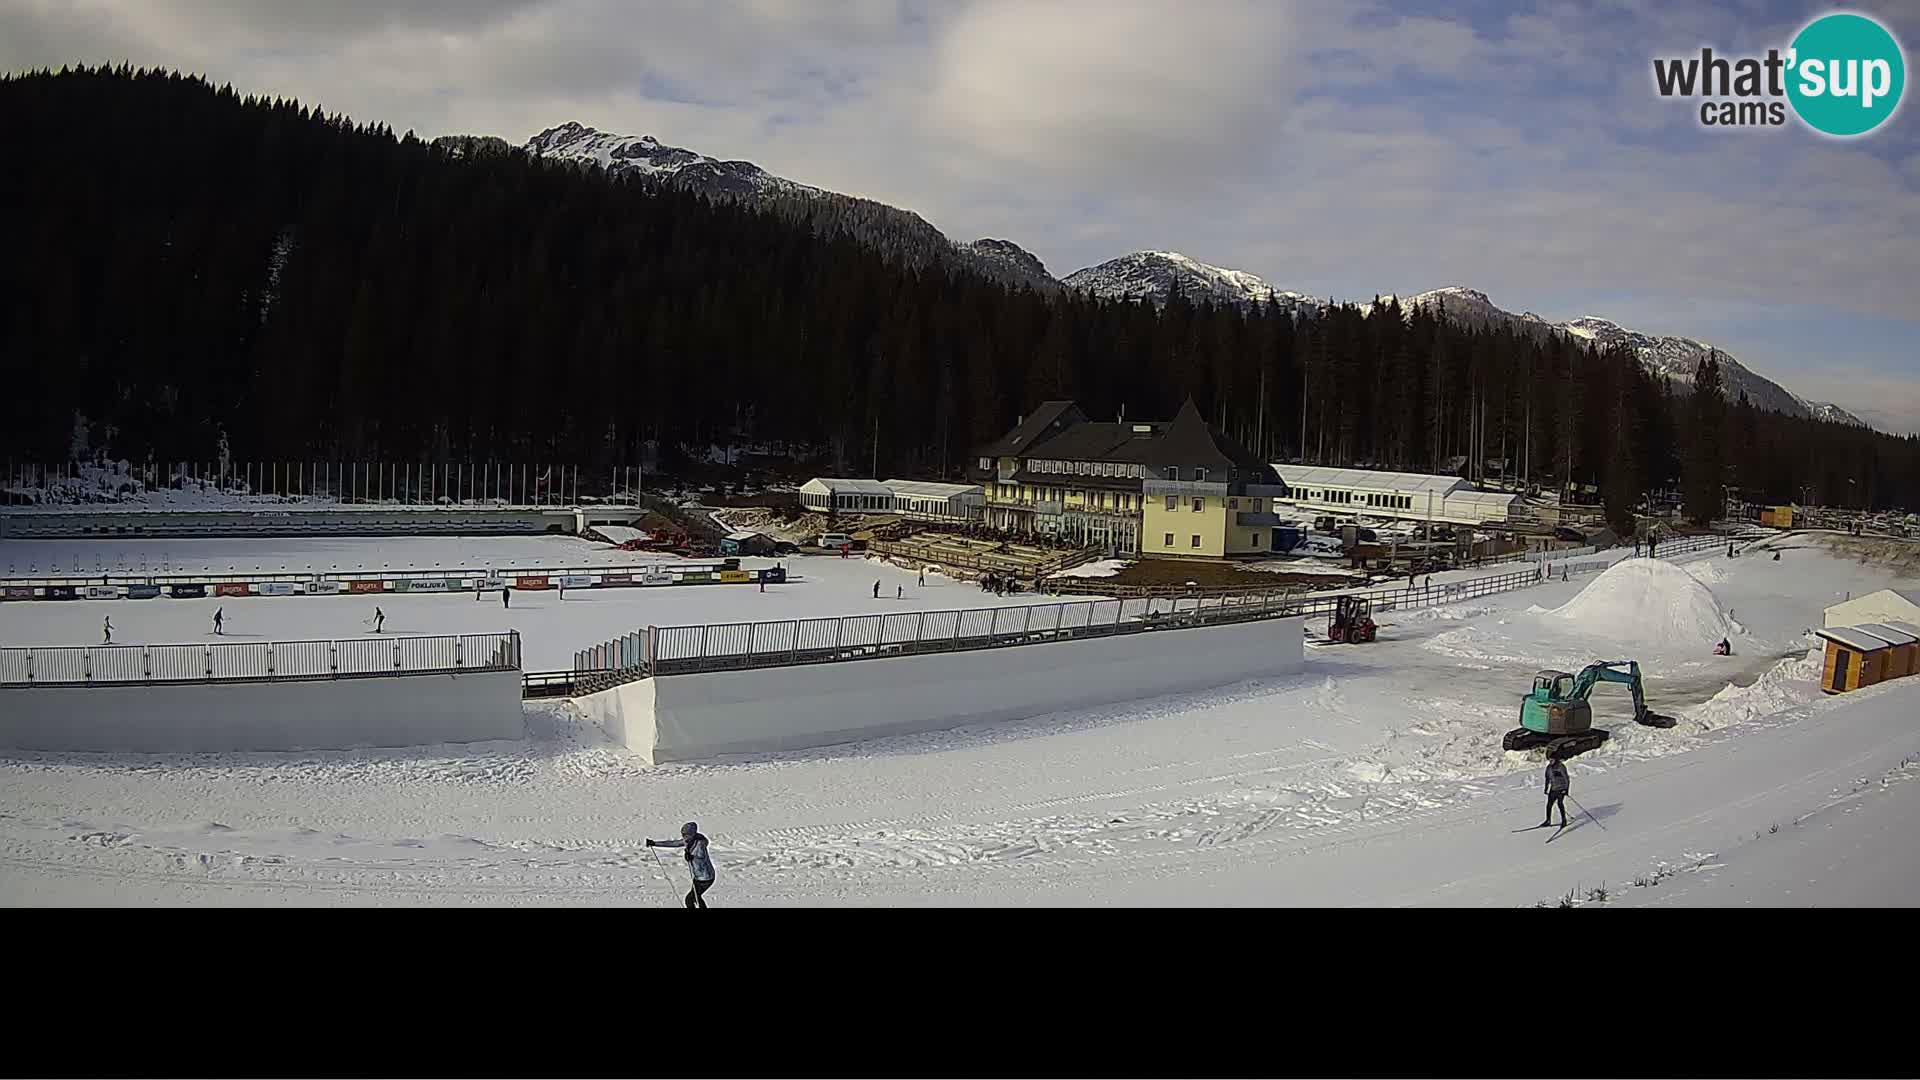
[{"xmin": 3, "ymin": 67, "xmax": 1916, "ymax": 527}]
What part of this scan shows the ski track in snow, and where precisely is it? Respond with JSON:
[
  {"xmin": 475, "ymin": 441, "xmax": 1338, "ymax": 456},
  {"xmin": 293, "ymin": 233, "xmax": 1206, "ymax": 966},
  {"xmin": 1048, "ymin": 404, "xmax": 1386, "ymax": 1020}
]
[{"xmin": 2, "ymin": 541, "xmax": 1917, "ymax": 905}]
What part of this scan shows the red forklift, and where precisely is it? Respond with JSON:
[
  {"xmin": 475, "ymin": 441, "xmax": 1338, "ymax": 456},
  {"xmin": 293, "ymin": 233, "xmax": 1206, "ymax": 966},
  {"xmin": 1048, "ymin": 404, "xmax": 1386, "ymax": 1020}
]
[{"xmin": 1326, "ymin": 595, "xmax": 1378, "ymax": 644}]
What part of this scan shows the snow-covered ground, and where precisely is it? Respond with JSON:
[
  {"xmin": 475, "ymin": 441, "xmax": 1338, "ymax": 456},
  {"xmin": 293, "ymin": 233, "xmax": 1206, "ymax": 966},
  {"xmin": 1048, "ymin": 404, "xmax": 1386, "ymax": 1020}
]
[
  {"xmin": 1049, "ymin": 558, "xmax": 1130, "ymax": 579},
  {"xmin": 2, "ymin": 538, "xmax": 1916, "ymax": 906},
  {"xmin": 0, "ymin": 535, "xmax": 674, "ymax": 577},
  {"xmin": 0, "ymin": 543, "xmax": 1057, "ymax": 670}
]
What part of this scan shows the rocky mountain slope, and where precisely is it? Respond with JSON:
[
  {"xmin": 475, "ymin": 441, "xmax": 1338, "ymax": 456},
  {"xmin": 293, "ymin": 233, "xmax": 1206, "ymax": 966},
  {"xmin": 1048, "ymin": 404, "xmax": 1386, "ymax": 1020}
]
[
  {"xmin": 521, "ymin": 123, "xmax": 1056, "ymax": 292},
  {"xmin": 1062, "ymin": 250, "xmax": 1317, "ymax": 311}
]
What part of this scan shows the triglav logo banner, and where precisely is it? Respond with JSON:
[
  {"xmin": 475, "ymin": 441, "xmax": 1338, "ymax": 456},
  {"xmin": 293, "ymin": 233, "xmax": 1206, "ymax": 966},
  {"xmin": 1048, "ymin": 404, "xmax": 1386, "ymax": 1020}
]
[{"xmin": 1653, "ymin": 11, "xmax": 1906, "ymax": 135}]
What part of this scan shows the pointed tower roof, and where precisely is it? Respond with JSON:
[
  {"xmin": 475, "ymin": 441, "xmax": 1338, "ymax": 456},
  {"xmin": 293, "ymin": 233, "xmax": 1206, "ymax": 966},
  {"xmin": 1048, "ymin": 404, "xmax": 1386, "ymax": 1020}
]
[{"xmin": 1147, "ymin": 397, "xmax": 1269, "ymax": 473}]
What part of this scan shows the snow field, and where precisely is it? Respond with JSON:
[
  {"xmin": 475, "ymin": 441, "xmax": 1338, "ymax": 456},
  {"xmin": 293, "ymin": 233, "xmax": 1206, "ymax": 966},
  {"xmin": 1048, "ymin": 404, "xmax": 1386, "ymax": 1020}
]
[
  {"xmin": 0, "ymin": 541, "xmax": 1066, "ymax": 670},
  {"xmin": 1, "ymin": 537, "xmax": 1916, "ymax": 905}
]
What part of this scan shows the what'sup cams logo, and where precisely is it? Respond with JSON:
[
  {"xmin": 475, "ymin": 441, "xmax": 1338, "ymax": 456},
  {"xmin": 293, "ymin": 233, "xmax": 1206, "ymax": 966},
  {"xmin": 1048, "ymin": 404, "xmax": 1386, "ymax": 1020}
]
[{"xmin": 1653, "ymin": 11, "xmax": 1905, "ymax": 136}]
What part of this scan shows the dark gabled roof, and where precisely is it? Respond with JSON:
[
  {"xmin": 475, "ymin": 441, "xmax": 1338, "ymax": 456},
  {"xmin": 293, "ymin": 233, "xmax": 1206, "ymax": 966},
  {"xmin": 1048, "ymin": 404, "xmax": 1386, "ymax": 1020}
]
[
  {"xmin": 977, "ymin": 400, "xmax": 1084, "ymax": 458},
  {"xmin": 1145, "ymin": 397, "xmax": 1271, "ymax": 473},
  {"xmin": 1024, "ymin": 420, "xmax": 1167, "ymax": 464}
]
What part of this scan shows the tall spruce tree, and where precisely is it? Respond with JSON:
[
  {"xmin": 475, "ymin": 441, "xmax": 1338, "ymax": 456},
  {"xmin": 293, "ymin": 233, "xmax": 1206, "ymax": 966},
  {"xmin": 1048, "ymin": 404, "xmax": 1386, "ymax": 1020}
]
[{"xmin": 1682, "ymin": 352, "xmax": 1728, "ymax": 525}]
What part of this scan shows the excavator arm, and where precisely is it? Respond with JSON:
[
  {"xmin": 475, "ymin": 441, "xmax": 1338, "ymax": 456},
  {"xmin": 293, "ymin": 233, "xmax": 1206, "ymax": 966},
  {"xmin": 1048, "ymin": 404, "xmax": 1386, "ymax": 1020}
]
[{"xmin": 1569, "ymin": 661, "xmax": 1654, "ymax": 724}]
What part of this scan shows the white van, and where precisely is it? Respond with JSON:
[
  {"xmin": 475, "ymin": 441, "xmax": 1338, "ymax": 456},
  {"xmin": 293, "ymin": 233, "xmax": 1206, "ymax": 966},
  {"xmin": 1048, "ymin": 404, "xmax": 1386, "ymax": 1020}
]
[{"xmin": 818, "ymin": 532, "xmax": 853, "ymax": 549}]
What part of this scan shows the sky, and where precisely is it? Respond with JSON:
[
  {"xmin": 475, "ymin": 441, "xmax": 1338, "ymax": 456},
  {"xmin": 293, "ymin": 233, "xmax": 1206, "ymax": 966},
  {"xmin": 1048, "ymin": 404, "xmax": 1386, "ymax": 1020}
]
[{"xmin": 4, "ymin": 0, "xmax": 1918, "ymax": 431}]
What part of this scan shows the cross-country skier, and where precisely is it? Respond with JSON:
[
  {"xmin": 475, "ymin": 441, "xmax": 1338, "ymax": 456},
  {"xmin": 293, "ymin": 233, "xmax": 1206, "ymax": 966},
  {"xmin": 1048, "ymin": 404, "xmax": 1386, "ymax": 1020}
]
[
  {"xmin": 918, "ymin": 568, "xmax": 926, "ymax": 586},
  {"xmin": 373, "ymin": 606, "xmax": 385, "ymax": 634},
  {"xmin": 1543, "ymin": 758, "xmax": 1571, "ymax": 828},
  {"xmin": 558, "ymin": 581, "xmax": 565, "ymax": 600},
  {"xmin": 873, "ymin": 580, "xmax": 880, "ymax": 599},
  {"xmin": 103, "ymin": 616, "xmax": 113, "ymax": 644},
  {"xmin": 213, "ymin": 608, "xmax": 224, "ymax": 635},
  {"xmin": 896, "ymin": 584, "xmax": 903, "ymax": 599},
  {"xmin": 502, "ymin": 586, "xmax": 511, "ymax": 609},
  {"xmin": 645, "ymin": 822, "xmax": 716, "ymax": 908}
]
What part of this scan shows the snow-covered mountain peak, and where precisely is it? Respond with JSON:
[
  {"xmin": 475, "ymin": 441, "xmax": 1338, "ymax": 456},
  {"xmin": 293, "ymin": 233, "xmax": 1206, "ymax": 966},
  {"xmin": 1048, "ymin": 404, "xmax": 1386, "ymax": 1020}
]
[
  {"xmin": 524, "ymin": 122, "xmax": 818, "ymax": 197},
  {"xmin": 1062, "ymin": 251, "xmax": 1314, "ymax": 309}
]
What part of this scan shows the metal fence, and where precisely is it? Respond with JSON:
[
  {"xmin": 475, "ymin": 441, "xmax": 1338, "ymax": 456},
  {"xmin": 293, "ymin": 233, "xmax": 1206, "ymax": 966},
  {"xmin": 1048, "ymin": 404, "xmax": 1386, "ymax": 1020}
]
[
  {"xmin": 563, "ymin": 557, "xmax": 1619, "ymax": 685},
  {"xmin": 0, "ymin": 631, "xmax": 521, "ymax": 687}
]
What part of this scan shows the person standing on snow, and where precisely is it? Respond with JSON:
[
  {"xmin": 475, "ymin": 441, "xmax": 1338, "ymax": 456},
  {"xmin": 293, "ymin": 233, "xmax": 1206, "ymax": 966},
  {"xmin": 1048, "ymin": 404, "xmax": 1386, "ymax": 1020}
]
[
  {"xmin": 103, "ymin": 616, "xmax": 113, "ymax": 644},
  {"xmin": 373, "ymin": 606, "xmax": 385, "ymax": 634},
  {"xmin": 646, "ymin": 822, "xmax": 716, "ymax": 908},
  {"xmin": 1543, "ymin": 757, "xmax": 1571, "ymax": 828},
  {"xmin": 213, "ymin": 608, "xmax": 224, "ymax": 635},
  {"xmin": 873, "ymin": 580, "xmax": 880, "ymax": 599},
  {"xmin": 502, "ymin": 585, "xmax": 511, "ymax": 609},
  {"xmin": 896, "ymin": 584, "xmax": 903, "ymax": 599}
]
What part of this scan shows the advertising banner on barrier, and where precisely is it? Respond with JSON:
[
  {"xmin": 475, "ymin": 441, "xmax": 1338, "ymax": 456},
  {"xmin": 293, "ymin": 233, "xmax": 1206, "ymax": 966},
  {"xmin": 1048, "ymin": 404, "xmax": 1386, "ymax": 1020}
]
[
  {"xmin": 306, "ymin": 581, "xmax": 342, "ymax": 595},
  {"xmin": 762, "ymin": 567, "xmax": 787, "ymax": 584},
  {"xmin": 215, "ymin": 583, "xmax": 252, "ymax": 597},
  {"xmin": 171, "ymin": 584, "xmax": 207, "ymax": 599},
  {"xmin": 257, "ymin": 582, "xmax": 297, "ymax": 596},
  {"xmin": 348, "ymin": 580, "xmax": 386, "ymax": 594},
  {"xmin": 680, "ymin": 572, "xmax": 711, "ymax": 584},
  {"xmin": 558, "ymin": 575, "xmax": 593, "ymax": 589},
  {"xmin": 396, "ymin": 579, "xmax": 448, "ymax": 593},
  {"xmin": 642, "ymin": 570, "xmax": 673, "ymax": 586},
  {"xmin": 516, "ymin": 576, "xmax": 550, "ymax": 590},
  {"xmin": 600, "ymin": 573, "xmax": 632, "ymax": 585},
  {"xmin": 46, "ymin": 585, "xmax": 78, "ymax": 600},
  {"xmin": 126, "ymin": 585, "xmax": 163, "ymax": 599},
  {"xmin": 86, "ymin": 585, "xmax": 119, "ymax": 599},
  {"xmin": 476, "ymin": 577, "xmax": 506, "ymax": 591},
  {"xmin": 4, "ymin": 585, "xmax": 36, "ymax": 600},
  {"xmin": 718, "ymin": 570, "xmax": 751, "ymax": 583}
]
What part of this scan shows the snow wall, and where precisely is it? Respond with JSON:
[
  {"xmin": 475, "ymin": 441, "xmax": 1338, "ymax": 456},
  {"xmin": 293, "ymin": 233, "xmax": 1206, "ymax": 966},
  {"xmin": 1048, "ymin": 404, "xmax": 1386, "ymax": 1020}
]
[
  {"xmin": 0, "ymin": 669, "xmax": 525, "ymax": 753},
  {"xmin": 576, "ymin": 616, "xmax": 1304, "ymax": 764}
]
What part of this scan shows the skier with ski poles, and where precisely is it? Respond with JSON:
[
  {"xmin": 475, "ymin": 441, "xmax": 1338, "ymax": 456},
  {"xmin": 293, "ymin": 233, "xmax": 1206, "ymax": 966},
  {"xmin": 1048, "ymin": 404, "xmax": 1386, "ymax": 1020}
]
[
  {"xmin": 213, "ymin": 608, "xmax": 224, "ymax": 635},
  {"xmin": 645, "ymin": 822, "xmax": 716, "ymax": 908},
  {"xmin": 1543, "ymin": 756, "xmax": 1571, "ymax": 829},
  {"xmin": 373, "ymin": 606, "xmax": 385, "ymax": 634},
  {"xmin": 103, "ymin": 616, "xmax": 113, "ymax": 644}
]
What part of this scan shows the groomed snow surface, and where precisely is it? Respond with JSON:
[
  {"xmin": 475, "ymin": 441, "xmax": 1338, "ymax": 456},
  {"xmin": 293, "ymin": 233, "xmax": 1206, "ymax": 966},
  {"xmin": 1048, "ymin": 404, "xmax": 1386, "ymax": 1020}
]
[{"xmin": 2, "ymin": 533, "xmax": 1918, "ymax": 906}]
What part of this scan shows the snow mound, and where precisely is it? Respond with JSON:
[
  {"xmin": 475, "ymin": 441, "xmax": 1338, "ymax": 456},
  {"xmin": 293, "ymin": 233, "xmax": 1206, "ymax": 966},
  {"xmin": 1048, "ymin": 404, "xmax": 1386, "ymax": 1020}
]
[
  {"xmin": 1679, "ymin": 559, "xmax": 1728, "ymax": 585},
  {"xmin": 1052, "ymin": 558, "xmax": 1131, "ymax": 579},
  {"xmin": 1545, "ymin": 558, "xmax": 1733, "ymax": 648}
]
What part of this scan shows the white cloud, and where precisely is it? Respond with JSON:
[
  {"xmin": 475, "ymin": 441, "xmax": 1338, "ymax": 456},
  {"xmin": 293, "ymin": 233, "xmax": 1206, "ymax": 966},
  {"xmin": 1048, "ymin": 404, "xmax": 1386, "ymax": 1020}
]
[{"xmin": 923, "ymin": 0, "xmax": 1298, "ymax": 190}]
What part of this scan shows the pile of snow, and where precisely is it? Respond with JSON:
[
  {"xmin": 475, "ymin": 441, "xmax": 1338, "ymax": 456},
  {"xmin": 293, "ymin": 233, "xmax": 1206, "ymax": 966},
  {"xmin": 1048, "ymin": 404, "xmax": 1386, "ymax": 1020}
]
[
  {"xmin": 594, "ymin": 525, "xmax": 647, "ymax": 545},
  {"xmin": 1679, "ymin": 559, "xmax": 1729, "ymax": 585},
  {"xmin": 1544, "ymin": 558, "xmax": 1734, "ymax": 648},
  {"xmin": 1244, "ymin": 559, "xmax": 1359, "ymax": 578},
  {"xmin": 1051, "ymin": 558, "xmax": 1131, "ymax": 579},
  {"xmin": 1683, "ymin": 647, "xmax": 1823, "ymax": 733}
]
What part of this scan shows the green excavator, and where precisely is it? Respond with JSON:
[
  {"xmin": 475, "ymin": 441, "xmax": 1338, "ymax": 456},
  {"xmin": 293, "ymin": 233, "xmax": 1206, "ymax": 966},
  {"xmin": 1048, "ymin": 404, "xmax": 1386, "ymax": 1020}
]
[{"xmin": 1503, "ymin": 660, "xmax": 1678, "ymax": 758}]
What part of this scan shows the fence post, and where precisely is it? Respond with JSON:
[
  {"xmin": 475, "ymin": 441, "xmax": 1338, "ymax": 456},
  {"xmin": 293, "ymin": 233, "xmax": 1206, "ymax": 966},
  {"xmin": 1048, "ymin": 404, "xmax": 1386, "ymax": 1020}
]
[
  {"xmin": 205, "ymin": 644, "xmax": 213, "ymax": 677},
  {"xmin": 989, "ymin": 608, "xmax": 1001, "ymax": 639},
  {"xmin": 83, "ymin": 648, "xmax": 91, "ymax": 682},
  {"xmin": 143, "ymin": 646, "xmax": 151, "ymax": 680},
  {"xmin": 455, "ymin": 637, "xmax": 464, "ymax": 667},
  {"xmin": 699, "ymin": 625, "xmax": 709, "ymax": 659},
  {"xmin": 267, "ymin": 642, "xmax": 275, "ymax": 676},
  {"xmin": 915, "ymin": 613, "xmax": 926, "ymax": 648},
  {"xmin": 393, "ymin": 640, "xmax": 402, "ymax": 670},
  {"xmin": 1022, "ymin": 607, "xmax": 1034, "ymax": 635},
  {"xmin": 329, "ymin": 640, "xmax": 338, "ymax": 674},
  {"xmin": 25, "ymin": 650, "xmax": 32, "ymax": 682}
]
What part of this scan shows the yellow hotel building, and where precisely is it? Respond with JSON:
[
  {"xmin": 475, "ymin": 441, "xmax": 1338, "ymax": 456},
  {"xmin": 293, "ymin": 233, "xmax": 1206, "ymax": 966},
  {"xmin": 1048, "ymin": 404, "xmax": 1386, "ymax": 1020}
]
[{"xmin": 970, "ymin": 399, "xmax": 1290, "ymax": 558}]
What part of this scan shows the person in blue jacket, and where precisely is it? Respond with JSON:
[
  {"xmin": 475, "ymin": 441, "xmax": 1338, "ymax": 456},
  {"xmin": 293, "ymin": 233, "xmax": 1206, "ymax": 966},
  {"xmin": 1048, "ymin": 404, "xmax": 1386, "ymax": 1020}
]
[{"xmin": 647, "ymin": 822, "xmax": 716, "ymax": 908}]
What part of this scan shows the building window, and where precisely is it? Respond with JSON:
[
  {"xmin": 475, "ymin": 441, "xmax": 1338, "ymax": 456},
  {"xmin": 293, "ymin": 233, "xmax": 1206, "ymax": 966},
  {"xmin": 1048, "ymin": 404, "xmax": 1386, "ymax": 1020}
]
[
  {"xmin": 1165, "ymin": 495, "xmax": 1178, "ymax": 511},
  {"xmin": 1190, "ymin": 534, "xmax": 1201, "ymax": 548},
  {"xmin": 1163, "ymin": 532, "xmax": 1174, "ymax": 546},
  {"xmin": 1191, "ymin": 497, "xmax": 1204, "ymax": 512},
  {"xmin": 1228, "ymin": 498, "xmax": 1239, "ymax": 510},
  {"xmin": 979, "ymin": 457, "xmax": 991, "ymax": 470},
  {"xmin": 1194, "ymin": 468, "xmax": 1208, "ymax": 482},
  {"xmin": 1253, "ymin": 532, "xmax": 1262, "ymax": 547}
]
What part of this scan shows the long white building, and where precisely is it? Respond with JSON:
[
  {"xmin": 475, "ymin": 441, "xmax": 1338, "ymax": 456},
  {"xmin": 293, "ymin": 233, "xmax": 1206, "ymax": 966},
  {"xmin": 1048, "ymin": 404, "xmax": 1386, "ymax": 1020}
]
[
  {"xmin": 798, "ymin": 478, "xmax": 984, "ymax": 521},
  {"xmin": 1270, "ymin": 465, "xmax": 1520, "ymax": 527}
]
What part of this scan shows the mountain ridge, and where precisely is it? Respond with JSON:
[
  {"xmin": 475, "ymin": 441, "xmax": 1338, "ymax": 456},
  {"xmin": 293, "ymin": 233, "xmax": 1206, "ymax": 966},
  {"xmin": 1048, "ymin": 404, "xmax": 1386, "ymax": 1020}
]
[{"xmin": 519, "ymin": 119, "xmax": 1863, "ymax": 428}]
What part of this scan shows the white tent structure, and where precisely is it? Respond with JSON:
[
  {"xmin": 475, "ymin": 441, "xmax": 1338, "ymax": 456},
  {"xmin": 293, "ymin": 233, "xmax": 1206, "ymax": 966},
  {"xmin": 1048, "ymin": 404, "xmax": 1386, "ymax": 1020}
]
[
  {"xmin": 1270, "ymin": 465, "xmax": 1521, "ymax": 526},
  {"xmin": 798, "ymin": 477, "xmax": 985, "ymax": 520},
  {"xmin": 883, "ymin": 479, "xmax": 985, "ymax": 521},
  {"xmin": 1824, "ymin": 589, "xmax": 1920, "ymax": 629},
  {"xmin": 798, "ymin": 478, "xmax": 895, "ymax": 514}
]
